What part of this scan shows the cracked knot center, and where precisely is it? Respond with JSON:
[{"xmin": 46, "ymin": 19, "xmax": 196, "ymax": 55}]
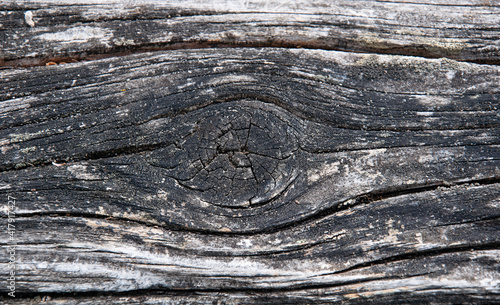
[{"xmin": 153, "ymin": 101, "xmax": 299, "ymax": 208}]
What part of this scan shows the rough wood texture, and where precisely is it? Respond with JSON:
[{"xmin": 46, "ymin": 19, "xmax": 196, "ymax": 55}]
[
  {"xmin": 1, "ymin": 0, "xmax": 500, "ymax": 66},
  {"xmin": 1, "ymin": 48, "xmax": 499, "ymax": 304},
  {"xmin": 1, "ymin": 1, "xmax": 500, "ymax": 304}
]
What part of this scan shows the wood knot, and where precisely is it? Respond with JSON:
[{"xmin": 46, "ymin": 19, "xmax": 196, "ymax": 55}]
[{"xmin": 148, "ymin": 100, "xmax": 300, "ymax": 208}]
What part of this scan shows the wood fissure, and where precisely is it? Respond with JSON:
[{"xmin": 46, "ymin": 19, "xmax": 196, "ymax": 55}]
[
  {"xmin": 330, "ymin": 240, "xmax": 500, "ymax": 276},
  {"xmin": 3, "ymin": 43, "xmax": 500, "ymax": 70},
  {"xmin": 5, "ymin": 178, "xmax": 499, "ymax": 237}
]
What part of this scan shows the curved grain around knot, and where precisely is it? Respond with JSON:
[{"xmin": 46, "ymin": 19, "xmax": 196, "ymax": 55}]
[
  {"xmin": 107, "ymin": 97, "xmax": 310, "ymax": 233},
  {"xmin": 147, "ymin": 100, "xmax": 301, "ymax": 208},
  {"xmin": 1, "ymin": 48, "xmax": 499, "ymax": 235},
  {"xmin": 1, "ymin": 47, "xmax": 499, "ymax": 302}
]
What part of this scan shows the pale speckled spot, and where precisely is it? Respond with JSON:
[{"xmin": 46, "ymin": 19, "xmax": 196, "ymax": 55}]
[
  {"xmin": 115, "ymin": 109, "xmax": 129, "ymax": 117},
  {"xmin": 157, "ymin": 189, "xmax": 169, "ymax": 200},
  {"xmin": 446, "ymin": 70, "xmax": 457, "ymax": 80},
  {"xmin": 0, "ymin": 144, "xmax": 14, "ymax": 154},
  {"xmin": 207, "ymin": 75, "xmax": 256, "ymax": 86},
  {"xmin": 308, "ymin": 161, "xmax": 340, "ymax": 183},
  {"xmin": 418, "ymin": 149, "xmax": 454, "ymax": 164},
  {"xmin": 113, "ymin": 37, "xmax": 135, "ymax": 46},
  {"xmin": 20, "ymin": 146, "xmax": 36, "ymax": 154},
  {"xmin": 36, "ymin": 26, "xmax": 112, "ymax": 45},
  {"xmin": 415, "ymin": 232, "xmax": 423, "ymax": 244},
  {"xmin": 194, "ymin": 197, "xmax": 211, "ymax": 208},
  {"xmin": 24, "ymin": 11, "xmax": 35, "ymax": 27},
  {"xmin": 237, "ymin": 239, "xmax": 253, "ymax": 248},
  {"xmin": 9, "ymin": 130, "xmax": 47, "ymax": 143},
  {"xmin": 177, "ymin": 81, "xmax": 196, "ymax": 90},
  {"xmin": 415, "ymin": 95, "xmax": 451, "ymax": 107},
  {"xmin": 67, "ymin": 164, "xmax": 101, "ymax": 180},
  {"xmin": 488, "ymin": 198, "xmax": 500, "ymax": 209},
  {"xmin": 416, "ymin": 111, "xmax": 434, "ymax": 116}
]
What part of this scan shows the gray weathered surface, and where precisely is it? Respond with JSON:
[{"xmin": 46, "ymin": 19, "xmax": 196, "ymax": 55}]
[
  {"xmin": 1, "ymin": 0, "xmax": 500, "ymax": 66},
  {"xmin": 1, "ymin": 1, "xmax": 500, "ymax": 304},
  {"xmin": 1, "ymin": 48, "xmax": 499, "ymax": 304}
]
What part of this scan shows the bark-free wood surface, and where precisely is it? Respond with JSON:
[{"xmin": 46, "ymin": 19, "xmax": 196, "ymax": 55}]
[
  {"xmin": 1, "ymin": 1, "xmax": 499, "ymax": 304},
  {"xmin": 2, "ymin": 0, "xmax": 500, "ymax": 66}
]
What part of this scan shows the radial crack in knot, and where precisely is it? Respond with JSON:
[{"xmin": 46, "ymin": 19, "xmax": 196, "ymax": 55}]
[{"xmin": 149, "ymin": 101, "xmax": 300, "ymax": 208}]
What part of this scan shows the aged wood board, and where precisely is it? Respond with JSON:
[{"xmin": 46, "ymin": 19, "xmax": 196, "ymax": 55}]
[
  {"xmin": 0, "ymin": 0, "xmax": 499, "ymax": 304},
  {"xmin": 2, "ymin": 0, "xmax": 500, "ymax": 66}
]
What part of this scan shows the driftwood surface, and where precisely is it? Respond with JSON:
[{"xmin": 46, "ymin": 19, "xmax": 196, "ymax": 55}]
[{"xmin": 1, "ymin": 1, "xmax": 499, "ymax": 304}]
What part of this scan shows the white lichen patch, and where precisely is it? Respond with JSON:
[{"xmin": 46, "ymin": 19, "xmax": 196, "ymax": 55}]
[
  {"xmin": 445, "ymin": 70, "xmax": 457, "ymax": 80},
  {"xmin": 442, "ymin": 263, "xmax": 500, "ymax": 291},
  {"xmin": 67, "ymin": 164, "xmax": 101, "ymax": 180},
  {"xmin": 36, "ymin": 26, "xmax": 112, "ymax": 45},
  {"xmin": 416, "ymin": 111, "xmax": 434, "ymax": 116},
  {"xmin": 51, "ymin": 260, "xmax": 166, "ymax": 291},
  {"xmin": 384, "ymin": 219, "xmax": 402, "ymax": 244},
  {"xmin": 488, "ymin": 197, "xmax": 500, "ymax": 209},
  {"xmin": 140, "ymin": 118, "xmax": 171, "ymax": 133},
  {"xmin": 362, "ymin": 148, "xmax": 386, "ymax": 167},
  {"xmin": 112, "ymin": 211, "xmax": 159, "ymax": 224},
  {"xmin": 289, "ymin": 69, "xmax": 327, "ymax": 83},
  {"xmin": 83, "ymin": 218, "xmax": 163, "ymax": 241},
  {"xmin": 186, "ymin": 194, "xmax": 210, "ymax": 207},
  {"xmin": 236, "ymin": 239, "xmax": 254, "ymax": 248},
  {"xmin": 0, "ymin": 143, "xmax": 15, "ymax": 154},
  {"xmin": 113, "ymin": 37, "xmax": 135, "ymax": 46},
  {"xmin": 415, "ymin": 232, "xmax": 423, "ymax": 244},
  {"xmin": 115, "ymin": 108, "xmax": 129, "ymax": 117},
  {"xmin": 97, "ymin": 206, "xmax": 107, "ymax": 215},
  {"xmin": 176, "ymin": 81, "xmax": 196, "ymax": 90}
]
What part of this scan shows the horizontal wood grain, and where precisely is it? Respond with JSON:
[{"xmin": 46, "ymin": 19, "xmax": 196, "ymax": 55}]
[
  {"xmin": 1, "ymin": 0, "xmax": 500, "ymax": 65},
  {"xmin": 4, "ymin": 184, "xmax": 500, "ymax": 302},
  {"xmin": 1, "ymin": 48, "xmax": 499, "ymax": 303}
]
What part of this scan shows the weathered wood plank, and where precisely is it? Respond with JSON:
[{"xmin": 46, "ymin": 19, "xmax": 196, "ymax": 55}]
[
  {"xmin": 1, "ymin": 47, "xmax": 499, "ymax": 303},
  {"xmin": 1, "ymin": 1, "xmax": 500, "ymax": 302},
  {"xmin": 1, "ymin": 0, "xmax": 500, "ymax": 65},
  {"xmin": 3, "ymin": 185, "xmax": 500, "ymax": 303}
]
